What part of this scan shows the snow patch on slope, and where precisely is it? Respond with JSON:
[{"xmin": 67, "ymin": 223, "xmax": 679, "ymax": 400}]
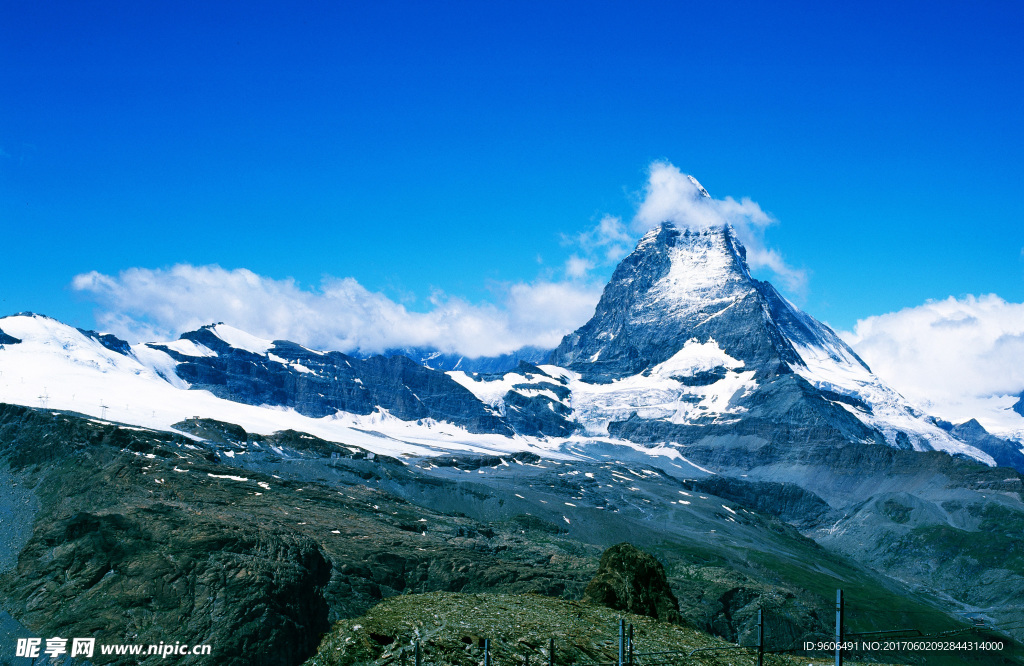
[
  {"xmin": 448, "ymin": 367, "xmax": 570, "ymax": 415},
  {"xmin": 647, "ymin": 229, "xmax": 749, "ymax": 318},
  {"xmin": 448, "ymin": 371, "xmax": 528, "ymax": 408},
  {"xmin": 209, "ymin": 324, "xmax": 273, "ymax": 355},
  {"xmin": 544, "ymin": 339, "xmax": 755, "ymax": 435},
  {"xmin": 450, "ymin": 339, "xmax": 753, "ymax": 436},
  {"xmin": 792, "ymin": 341, "xmax": 996, "ymax": 465},
  {"xmin": 652, "ymin": 339, "xmax": 743, "ymax": 377},
  {"xmin": 157, "ymin": 339, "xmax": 217, "ymax": 358}
]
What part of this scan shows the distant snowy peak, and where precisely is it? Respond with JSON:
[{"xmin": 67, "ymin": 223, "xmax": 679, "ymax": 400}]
[
  {"xmin": 0, "ymin": 312, "xmax": 187, "ymax": 395},
  {"xmin": 206, "ymin": 323, "xmax": 275, "ymax": 355},
  {"xmin": 175, "ymin": 323, "xmax": 275, "ymax": 356},
  {"xmin": 687, "ymin": 174, "xmax": 711, "ymax": 198}
]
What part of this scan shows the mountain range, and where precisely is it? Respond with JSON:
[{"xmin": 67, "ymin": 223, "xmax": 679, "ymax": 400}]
[{"xmin": 1, "ymin": 220, "xmax": 1023, "ymax": 664}]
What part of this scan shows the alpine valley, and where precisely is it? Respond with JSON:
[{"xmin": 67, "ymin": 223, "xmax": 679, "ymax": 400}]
[{"xmin": 2, "ymin": 219, "xmax": 1024, "ymax": 665}]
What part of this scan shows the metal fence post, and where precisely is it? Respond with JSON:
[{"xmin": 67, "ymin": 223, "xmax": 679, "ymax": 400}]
[
  {"xmin": 485, "ymin": 638, "xmax": 490, "ymax": 666},
  {"xmin": 549, "ymin": 637, "xmax": 555, "ymax": 666},
  {"xmin": 618, "ymin": 619, "xmax": 625, "ymax": 666},
  {"xmin": 835, "ymin": 589, "xmax": 844, "ymax": 666},
  {"xmin": 415, "ymin": 640, "xmax": 421, "ymax": 666},
  {"xmin": 757, "ymin": 608, "xmax": 764, "ymax": 666},
  {"xmin": 627, "ymin": 623, "xmax": 634, "ymax": 666}
]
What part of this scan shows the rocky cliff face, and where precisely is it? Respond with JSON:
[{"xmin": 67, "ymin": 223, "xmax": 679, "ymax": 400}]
[
  {"xmin": 0, "ymin": 327, "xmax": 20, "ymax": 346},
  {"xmin": 551, "ymin": 224, "xmax": 796, "ymax": 381},
  {"xmin": 548, "ymin": 223, "xmax": 867, "ymax": 384},
  {"xmin": 154, "ymin": 326, "xmax": 515, "ymax": 435}
]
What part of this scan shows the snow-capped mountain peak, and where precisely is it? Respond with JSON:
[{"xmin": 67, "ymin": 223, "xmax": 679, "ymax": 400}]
[
  {"xmin": 549, "ymin": 223, "xmax": 1007, "ymax": 465},
  {"xmin": 687, "ymin": 174, "xmax": 711, "ymax": 198},
  {"xmin": 551, "ymin": 223, "xmax": 792, "ymax": 380}
]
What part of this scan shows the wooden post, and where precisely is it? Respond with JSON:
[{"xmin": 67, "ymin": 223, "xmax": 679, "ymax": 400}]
[
  {"xmin": 549, "ymin": 638, "xmax": 555, "ymax": 666},
  {"xmin": 415, "ymin": 640, "xmax": 421, "ymax": 666},
  {"xmin": 627, "ymin": 624, "xmax": 634, "ymax": 666}
]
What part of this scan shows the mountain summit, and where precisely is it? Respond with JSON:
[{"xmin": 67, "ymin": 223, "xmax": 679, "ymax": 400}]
[
  {"xmin": 551, "ymin": 223, "xmax": 866, "ymax": 383},
  {"xmin": 547, "ymin": 222, "xmax": 1021, "ymax": 472}
]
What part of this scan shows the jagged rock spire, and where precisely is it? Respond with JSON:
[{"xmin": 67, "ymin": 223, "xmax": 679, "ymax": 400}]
[{"xmin": 550, "ymin": 223, "xmax": 865, "ymax": 382}]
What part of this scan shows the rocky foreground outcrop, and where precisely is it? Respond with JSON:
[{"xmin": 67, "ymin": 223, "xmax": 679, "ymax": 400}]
[{"xmin": 582, "ymin": 543, "xmax": 682, "ymax": 624}]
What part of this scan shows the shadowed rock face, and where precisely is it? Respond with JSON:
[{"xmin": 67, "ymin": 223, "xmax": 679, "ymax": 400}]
[
  {"xmin": 8, "ymin": 509, "xmax": 333, "ymax": 666},
  {"xmin": 583, "ymin": 543, "xmax": 682, "ymax": 624},
  {"xmin": 548, "ymin": 224, "xmax": 830, "ymax": 383},
  {"xmin": 164, "ymin": 330, "xmax": 516, "ymax": 434},
  {"xmin": 0, "ymin": 327, "xmax": 21, "ymax": 346}
]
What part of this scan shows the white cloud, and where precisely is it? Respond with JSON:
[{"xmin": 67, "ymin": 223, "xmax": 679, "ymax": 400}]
[
  {"xmin": 577, "ymin": 215, "xmax": 633, "ymax": 262},
  {"xmin": 565, "ymin": 255, "xmax": 594, "ymax": 279},
  {"xmin": 70, "ymin": 162, "xmax": 808, "ymax": 361},
  {"xmin": 632, "ymin": 162, "xmax": 807, "ymax": 293},
  {"xmin": 72, "ymin": 265, "xmax": 603, "ymax": 358},
  {"xmin": 841, "ymin": 294, "xmax": 1024, "ymax": 424},
  {"xmin": 559, "ymin": 214, "xmax": 633, "ymax": 280}
]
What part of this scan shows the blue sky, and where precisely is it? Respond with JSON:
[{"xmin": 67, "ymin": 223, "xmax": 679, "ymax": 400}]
[{"xmin": 2, "ymin": 2, "xmax": 1023, "ymax": 362}]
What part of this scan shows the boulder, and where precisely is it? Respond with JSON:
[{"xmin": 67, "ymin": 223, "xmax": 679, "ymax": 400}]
[{"xmin": 583, "ymin": 543, "xmax": 682, "ymax": 623}]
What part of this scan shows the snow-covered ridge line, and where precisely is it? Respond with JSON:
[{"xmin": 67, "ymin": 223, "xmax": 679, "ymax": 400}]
[
  {"xmin": 0, "ymin": 313, "xmax": 686, "ymax": 464},
  {"xmin": 4, "ymin": 215, "xmax": 1022, "ymax": 473}
]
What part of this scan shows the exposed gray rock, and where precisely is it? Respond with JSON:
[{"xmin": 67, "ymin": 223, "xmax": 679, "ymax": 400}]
[
  {"xmin": 949, "ymin": 418, "xmax": 1024, "ymax": 473},
  {"xmin": 369, "ymin": 345, "xmax": 551, "ymax": 374},
  {"xmin": 680, "ymin": 477, "xmax": 833, "ymax": 529},
  {"xmin": 159, "ymin": 328, "xmax": 515, "ymax": 435},
  {"xmin": 76, "ymin": 328, "xmax": 132, "ymax": 356}
]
